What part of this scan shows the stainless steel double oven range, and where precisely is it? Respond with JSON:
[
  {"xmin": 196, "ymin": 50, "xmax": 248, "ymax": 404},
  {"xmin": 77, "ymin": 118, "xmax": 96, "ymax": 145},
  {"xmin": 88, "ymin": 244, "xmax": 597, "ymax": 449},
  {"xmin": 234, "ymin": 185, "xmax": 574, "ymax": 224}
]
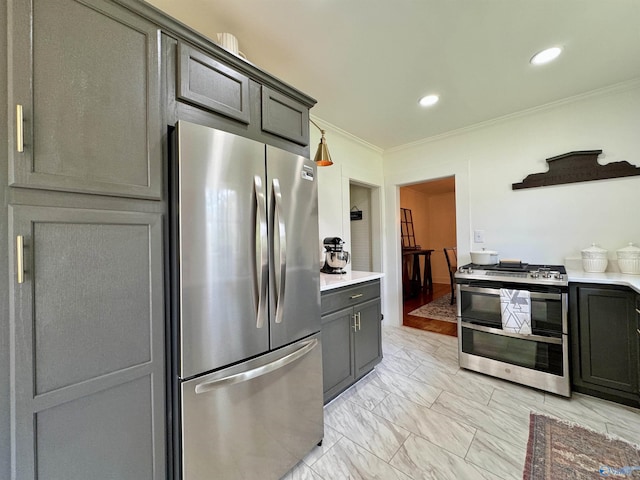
[{"xmin": 455, "ymin": 262, "xmax": 570, "ymax": 397}]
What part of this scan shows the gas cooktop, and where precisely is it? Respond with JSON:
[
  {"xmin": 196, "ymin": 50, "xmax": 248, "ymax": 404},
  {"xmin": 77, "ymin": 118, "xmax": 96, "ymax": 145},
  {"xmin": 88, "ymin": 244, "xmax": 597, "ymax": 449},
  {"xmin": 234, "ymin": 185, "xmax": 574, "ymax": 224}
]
[{"xmin": 456, "ymin": 261, "xmax": 567, "ymax": 286}]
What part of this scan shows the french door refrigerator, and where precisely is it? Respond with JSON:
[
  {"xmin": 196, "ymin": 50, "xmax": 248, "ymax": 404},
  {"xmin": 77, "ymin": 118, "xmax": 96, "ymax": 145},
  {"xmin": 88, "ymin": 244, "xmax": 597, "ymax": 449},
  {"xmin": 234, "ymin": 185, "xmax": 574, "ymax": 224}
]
[{"xmin": 170, "ymin": 121, "xmax": 323, "ymax": 480}]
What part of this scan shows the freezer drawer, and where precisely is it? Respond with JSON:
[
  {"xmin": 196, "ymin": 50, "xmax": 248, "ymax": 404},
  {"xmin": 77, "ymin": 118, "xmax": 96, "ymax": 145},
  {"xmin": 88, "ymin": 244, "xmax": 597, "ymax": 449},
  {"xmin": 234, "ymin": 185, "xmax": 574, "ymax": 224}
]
[{"xmin": 180, "ymin": 333, "xmax": 324, "ymax": 480}]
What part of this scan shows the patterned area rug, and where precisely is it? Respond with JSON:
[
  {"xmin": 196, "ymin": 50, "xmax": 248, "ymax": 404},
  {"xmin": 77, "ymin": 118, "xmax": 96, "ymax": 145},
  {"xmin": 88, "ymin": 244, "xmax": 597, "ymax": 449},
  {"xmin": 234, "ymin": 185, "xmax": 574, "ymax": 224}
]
[
  {"xmin": 523, "ymin": 413, "xmax": 640, "ymax": 479},
  {"xmin": 408, "ymin": 294, "xmax": 456, "ymax": 323}
]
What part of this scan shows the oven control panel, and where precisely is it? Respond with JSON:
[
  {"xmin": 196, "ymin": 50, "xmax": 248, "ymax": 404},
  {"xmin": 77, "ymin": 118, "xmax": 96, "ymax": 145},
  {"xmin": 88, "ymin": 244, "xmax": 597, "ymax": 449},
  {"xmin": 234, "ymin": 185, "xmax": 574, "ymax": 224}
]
[{"xmin": 456, "ymin": 264, "xmax": 567, "ymax": 287}]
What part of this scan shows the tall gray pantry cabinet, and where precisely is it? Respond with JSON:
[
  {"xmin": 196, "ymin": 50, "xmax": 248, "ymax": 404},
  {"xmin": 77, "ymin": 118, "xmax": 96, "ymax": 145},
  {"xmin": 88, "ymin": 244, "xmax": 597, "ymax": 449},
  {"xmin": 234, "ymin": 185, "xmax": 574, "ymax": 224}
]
[
  {"xmin": 3, "ymin": 0, "xmax": 166, "ymax": 478},
  {"xmin": 2, "ymin": 0, "xmax": 318, "ymax": 479}
]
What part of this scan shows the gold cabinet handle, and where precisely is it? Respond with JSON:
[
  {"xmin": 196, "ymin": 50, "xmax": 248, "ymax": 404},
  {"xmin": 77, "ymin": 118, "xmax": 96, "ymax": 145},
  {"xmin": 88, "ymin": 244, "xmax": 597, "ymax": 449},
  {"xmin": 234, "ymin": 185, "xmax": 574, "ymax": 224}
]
[
  {"xmin": 16, "ymin": 235, "xmax": 25, "ymax": 284},
  {"xmin": 16, "ymin": 105, "xmax": 24, "ymax": 153},
  {"xmin": 350, "ymin": 293, "xmax": 363, "ymax": 300},
  {"xmin": 352, "ymin": 313, "xmax": 358, "ymax": 331},
  {"xmin": 356, "ymin": 312, "xmax": 361, "ymax": 331}
]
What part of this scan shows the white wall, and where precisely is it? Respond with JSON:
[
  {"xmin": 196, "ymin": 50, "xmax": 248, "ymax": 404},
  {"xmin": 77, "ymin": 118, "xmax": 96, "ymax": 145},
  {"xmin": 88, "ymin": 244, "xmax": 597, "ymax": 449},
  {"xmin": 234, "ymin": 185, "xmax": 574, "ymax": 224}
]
[
  {"xmin": 313, "ymin": 118, "xmax": 385, "ymax": 273},
  {"xmin": 383, "ymin": 81, "xmax": 640, "ymax": 326}
]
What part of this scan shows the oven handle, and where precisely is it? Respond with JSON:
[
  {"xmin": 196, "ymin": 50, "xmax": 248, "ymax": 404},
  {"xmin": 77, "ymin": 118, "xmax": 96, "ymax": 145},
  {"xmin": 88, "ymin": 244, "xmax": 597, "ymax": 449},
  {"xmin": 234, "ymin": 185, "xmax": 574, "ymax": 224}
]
[
  {"xmin": 460, "ymin": 321, "xmax": 564, "ymax": 345},
  {"xmin": 459, "ymin": 285, "xmax": 562, "ymax": 301}
]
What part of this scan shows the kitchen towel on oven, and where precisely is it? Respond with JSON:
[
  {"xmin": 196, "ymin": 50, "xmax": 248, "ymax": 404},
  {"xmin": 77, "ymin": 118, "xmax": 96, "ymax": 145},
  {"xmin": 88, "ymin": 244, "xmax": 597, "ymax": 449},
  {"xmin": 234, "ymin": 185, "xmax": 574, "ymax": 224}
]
[{"xmin": 500, "ymin": 289, "xmax": 532, "ymax": 334}]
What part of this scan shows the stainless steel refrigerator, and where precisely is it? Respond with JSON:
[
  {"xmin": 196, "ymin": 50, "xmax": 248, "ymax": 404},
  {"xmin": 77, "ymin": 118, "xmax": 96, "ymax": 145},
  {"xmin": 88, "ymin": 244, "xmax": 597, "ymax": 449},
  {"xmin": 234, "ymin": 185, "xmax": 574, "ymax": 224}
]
[{"xmin": 170, "ymin": 121, "xmax": 323, "ymax": 480}]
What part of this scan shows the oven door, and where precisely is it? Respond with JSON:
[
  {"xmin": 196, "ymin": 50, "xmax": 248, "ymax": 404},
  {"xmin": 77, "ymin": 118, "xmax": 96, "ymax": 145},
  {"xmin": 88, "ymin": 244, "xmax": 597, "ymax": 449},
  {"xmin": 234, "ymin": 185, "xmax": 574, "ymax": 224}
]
[
  {"xmin": 459, "ymin": 323, "xmax": 565, "ymax": 375},
  {"xmin": 458, "ymin": 283, "xmax": 567, "ymax": 336},
  {"xmin": 457, "ymin": 282, "xmax": 569, "ymax": 379}
]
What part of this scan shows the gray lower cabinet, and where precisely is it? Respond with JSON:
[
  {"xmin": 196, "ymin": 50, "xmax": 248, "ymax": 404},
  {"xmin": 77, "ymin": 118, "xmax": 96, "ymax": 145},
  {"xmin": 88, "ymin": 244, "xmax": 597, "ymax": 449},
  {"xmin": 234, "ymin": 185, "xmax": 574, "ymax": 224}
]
[
  {"xmin": 9, "ymin": 205, "xmax": 165, "ymax": 479},
  {"xmin": 321, "ymin": 280, "xmax": 382, "ymax": 403},
  {"xmin": 7, "ymin": 0, "xmax": 162, "ymax": 199},
  {"xmin": 570, "ymin": 283, "xmax": 639, "ymax": 407},
  {"xmin": 321, "ymin": 307, "xmax": 357, "ymax": 402}
]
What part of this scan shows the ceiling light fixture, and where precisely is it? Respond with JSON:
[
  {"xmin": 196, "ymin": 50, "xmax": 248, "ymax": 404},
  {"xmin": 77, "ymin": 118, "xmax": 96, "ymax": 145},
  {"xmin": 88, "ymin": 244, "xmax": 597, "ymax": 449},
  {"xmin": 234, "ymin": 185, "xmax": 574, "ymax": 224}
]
[
  {"xmin": 530, "ymin": 46, "xmax": 562, "ymax": 65},
  {"xmin": 419, "ymin": 94, "xmax": 439, "ymax": 107},
  {"xmin": 310, "ymin": 119, "xmax": 333, "ymax": 167}
]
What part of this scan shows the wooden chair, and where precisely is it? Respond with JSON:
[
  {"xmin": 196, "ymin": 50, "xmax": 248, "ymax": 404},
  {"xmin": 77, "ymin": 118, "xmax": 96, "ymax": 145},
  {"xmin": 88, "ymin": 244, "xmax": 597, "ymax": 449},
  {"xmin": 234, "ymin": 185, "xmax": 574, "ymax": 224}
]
[{"xmin": 443, "ymin": 247, "xmax": 457, "ymax": 305}]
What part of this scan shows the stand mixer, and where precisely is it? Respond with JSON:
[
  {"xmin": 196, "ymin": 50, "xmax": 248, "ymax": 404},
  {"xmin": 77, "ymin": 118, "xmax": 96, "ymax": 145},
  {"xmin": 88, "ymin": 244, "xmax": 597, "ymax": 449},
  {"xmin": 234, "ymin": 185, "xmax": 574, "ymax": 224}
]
[{"xmin": 320, "ymin": 237, "xmax": 350, "ymax": 274}]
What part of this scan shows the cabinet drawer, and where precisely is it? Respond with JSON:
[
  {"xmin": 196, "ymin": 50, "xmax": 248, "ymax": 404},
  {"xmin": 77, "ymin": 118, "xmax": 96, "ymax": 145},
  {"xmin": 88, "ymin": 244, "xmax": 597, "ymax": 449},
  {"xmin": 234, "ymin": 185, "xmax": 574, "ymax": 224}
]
[
  {"xmin": 261, "ymin": 86, "xmax": 309, "ymax": 145},
  {"xmin": 177, "ymin": 42, "xmax": 250, "ymax": 124},
  {"xmin": 321, "ymin": 280, "xmax": 380, "ymax": 316}
]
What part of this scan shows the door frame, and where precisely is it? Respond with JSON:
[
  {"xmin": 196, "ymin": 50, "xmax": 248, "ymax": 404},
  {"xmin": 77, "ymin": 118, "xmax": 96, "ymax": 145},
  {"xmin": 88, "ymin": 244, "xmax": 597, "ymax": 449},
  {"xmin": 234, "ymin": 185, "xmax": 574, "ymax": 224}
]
[
  {"xmin": 383, "ymin": 161, "xmax": 471, "ymax": 327},
  {"xmin": 347, "ymin": 180, "xmax": 381, "ymax": 273}
]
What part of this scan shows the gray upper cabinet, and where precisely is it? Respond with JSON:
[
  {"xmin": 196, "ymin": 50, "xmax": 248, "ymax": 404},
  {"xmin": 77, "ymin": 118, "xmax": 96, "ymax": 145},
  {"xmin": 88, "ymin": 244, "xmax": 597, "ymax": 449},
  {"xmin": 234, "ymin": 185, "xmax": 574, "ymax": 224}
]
[
  {"xmin": 177, "ymin": 42, "xmax": 251, "ymax": 124},
  {"xmin": 9, "ymin": 205, "xmax": 165, "ymax": 479},
  {"xmin": 169, "ymin": 39, "xmax": 313, "ymax": 153},
  {"xmin": 262, "ymin": 86, "xmax": 309, "ymax": 146},
  {"xmin": 7, "ymin": 0, "xmax": 162, "ymax": 199}
]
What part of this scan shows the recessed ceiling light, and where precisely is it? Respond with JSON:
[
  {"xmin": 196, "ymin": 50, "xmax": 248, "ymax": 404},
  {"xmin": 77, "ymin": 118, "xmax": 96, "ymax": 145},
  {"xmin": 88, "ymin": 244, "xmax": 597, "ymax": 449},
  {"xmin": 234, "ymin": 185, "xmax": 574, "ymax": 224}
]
[
  {"xmin": 530, "ymin": 47, "xmax": 562, "ymax": 65},
  {"xmin": 419, "ymin": 94, "xmax": 439, "ymax": 107}
]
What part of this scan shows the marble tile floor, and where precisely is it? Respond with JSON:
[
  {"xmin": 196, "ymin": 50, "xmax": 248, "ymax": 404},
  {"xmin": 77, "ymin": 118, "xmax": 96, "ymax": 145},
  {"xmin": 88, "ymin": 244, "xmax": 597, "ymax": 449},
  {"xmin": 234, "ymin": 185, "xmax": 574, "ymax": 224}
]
[{"xmin": 281, "ymin": 324, "xmax": 640, "ymax": 480}]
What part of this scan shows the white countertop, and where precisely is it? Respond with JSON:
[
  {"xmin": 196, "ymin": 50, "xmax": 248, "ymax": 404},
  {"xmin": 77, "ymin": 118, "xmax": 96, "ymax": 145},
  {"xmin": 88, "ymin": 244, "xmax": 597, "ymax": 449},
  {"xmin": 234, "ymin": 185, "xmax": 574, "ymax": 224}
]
[
  {"xmin": 567, "ymin": 269, "xmax": 640, "ymax": 294},
  {"xmin": 565, "ymin": 258, "xmax": 640, "ymax": 293},
  {"xmin": 320, "ymin": 270, "xmax": 384, "ymax": 292}
]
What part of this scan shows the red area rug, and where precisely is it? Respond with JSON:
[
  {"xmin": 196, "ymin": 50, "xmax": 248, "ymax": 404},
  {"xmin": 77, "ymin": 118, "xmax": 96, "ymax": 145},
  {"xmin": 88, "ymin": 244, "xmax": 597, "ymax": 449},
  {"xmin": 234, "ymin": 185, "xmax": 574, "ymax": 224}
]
[{"xmin": 523, "ymin": 413, "xmax": 640, "ymax": 479}]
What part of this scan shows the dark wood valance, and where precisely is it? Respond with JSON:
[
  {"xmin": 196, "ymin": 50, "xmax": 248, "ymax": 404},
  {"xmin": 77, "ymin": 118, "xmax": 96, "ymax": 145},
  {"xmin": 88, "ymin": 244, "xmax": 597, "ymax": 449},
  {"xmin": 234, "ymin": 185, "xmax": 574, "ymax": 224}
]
[{"xmin": 512, "ymin": 150, "xmax": 640, "ymax": 190}]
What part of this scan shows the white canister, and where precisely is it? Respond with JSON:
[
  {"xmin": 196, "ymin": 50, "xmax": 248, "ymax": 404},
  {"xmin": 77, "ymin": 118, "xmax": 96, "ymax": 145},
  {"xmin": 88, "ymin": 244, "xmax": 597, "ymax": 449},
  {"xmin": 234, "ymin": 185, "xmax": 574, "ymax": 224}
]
[
  {"xmin": 616, "ymin": 243, "xmax": 640, "ymax": 275},
  {"xmin": 216, "ymin": 33, "xmax": 246, "ymax": 59},
  {"xmin": 581, "ymin": 243, "xmax": 608, "ymax": 273}
]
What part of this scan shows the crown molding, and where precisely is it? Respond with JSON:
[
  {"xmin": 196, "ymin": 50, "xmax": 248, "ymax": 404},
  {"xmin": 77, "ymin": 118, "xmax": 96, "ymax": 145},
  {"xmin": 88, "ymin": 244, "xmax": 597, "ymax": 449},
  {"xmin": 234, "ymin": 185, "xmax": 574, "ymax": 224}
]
[
  {"xmin": 386, "ymin": 77, "xmax": 640, "ymax": 155},
  {"xmin": 310, "ymin": 114, "xmax": 384, "ymax": 154}
]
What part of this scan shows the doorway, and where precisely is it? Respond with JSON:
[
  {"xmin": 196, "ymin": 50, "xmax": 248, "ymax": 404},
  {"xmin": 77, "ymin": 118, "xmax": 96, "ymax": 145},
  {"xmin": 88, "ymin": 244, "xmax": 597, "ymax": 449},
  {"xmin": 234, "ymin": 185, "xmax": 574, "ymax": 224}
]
[
  {"xmin": 399, "ymin": 176, "xmax": 457, "ymax": 336},
  {"xmin": 348, "ymin": 181, "xmax": 382, "ymax": 273},
  {"xmin": 349, "ymin": 183, "xmax": 373, "ymax": 271}
]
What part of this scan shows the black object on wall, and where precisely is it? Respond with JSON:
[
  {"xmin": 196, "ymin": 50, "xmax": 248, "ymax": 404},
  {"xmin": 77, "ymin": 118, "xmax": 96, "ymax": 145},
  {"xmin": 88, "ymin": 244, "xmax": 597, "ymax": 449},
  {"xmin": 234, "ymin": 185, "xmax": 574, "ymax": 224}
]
[{"xmin": 512, "ymin": 150, "xmax": 640, "ymax": 190}]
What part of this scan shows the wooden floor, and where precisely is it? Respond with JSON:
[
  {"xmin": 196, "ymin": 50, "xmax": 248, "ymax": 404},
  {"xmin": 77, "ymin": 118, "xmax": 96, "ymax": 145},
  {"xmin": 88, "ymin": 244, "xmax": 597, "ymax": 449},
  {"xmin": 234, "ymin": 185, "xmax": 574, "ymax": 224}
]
[{"xmin": 402, "ymin": 282, "xmax": 457, "ymax": 337}]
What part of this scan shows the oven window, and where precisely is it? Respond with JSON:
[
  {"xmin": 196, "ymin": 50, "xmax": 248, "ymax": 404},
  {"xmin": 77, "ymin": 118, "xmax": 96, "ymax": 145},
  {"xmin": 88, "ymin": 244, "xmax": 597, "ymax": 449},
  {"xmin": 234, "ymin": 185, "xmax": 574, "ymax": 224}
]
[
  {"xmin": 460, "ymin": 289, "xmax": 563, "ymax": 336},
  {"xmin": 461, "ymin": 327, "xmax": 564, "ymax": 376}
]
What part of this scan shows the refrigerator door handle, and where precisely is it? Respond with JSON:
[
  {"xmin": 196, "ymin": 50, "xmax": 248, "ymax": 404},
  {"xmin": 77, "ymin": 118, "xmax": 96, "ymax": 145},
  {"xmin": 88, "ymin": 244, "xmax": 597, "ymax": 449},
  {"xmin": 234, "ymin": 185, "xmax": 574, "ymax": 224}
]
[
  {"xmin": 194, "ymin": 338, "xmax": 318, "ymax": 394},
  {"xmin": 272, "ymin": 178, "xmax": 287, "ymax": 324},
  {"xmin": 254, "ymin": 175, "xmax": 268, "ymax": 329}
]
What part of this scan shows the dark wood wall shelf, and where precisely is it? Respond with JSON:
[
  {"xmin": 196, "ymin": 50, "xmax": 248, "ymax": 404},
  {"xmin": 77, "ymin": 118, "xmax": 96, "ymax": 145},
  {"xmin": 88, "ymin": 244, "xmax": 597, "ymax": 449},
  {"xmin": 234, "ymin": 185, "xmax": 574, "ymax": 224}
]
[{"xmin": 512, "ymin": 150, "xmax": 640, "ymax": 190}]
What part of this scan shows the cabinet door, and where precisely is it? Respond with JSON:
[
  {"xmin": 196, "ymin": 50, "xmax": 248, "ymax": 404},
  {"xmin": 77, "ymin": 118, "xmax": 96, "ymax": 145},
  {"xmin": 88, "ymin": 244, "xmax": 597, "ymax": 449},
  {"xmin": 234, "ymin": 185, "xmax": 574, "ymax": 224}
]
[
  {"xmin": 321, "ymin": 307, "xmax": 356, "ymax": 403},
  {"xmin": 9, "ymin": 205, "xmax": 165, "ymax": 479},
  {"xmin": 354, "ymin": 298, "xmax": 383, "ymax": 378},
  {"xmin": 637, "ymin": 295, "xmax": 640, "ymax": 391},
  {"xmin": 577, "ymin": 287, "xmax": 638, "ymax": 394},
  {"xmin": 8, "ymin": 0, "xmax": 162, "ymax": 199},
  {"xmin": 261, "ymin": 86, "xmax": 309, "ymax": 146},
  {"xmin": 177, "ymin": 42, "xmax": 251, "ymax": 124}
]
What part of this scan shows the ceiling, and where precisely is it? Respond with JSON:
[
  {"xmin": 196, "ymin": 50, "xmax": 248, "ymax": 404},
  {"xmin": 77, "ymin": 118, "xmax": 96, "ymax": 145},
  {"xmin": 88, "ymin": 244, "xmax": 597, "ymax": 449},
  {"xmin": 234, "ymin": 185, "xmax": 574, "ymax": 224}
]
[
  {"xmin": 404, "ymin": 176, "xmax": 455, "ymax": 195},
  {"xmin": 147, "ymin": 0, "xmax": 640, "ymax": 151}
]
